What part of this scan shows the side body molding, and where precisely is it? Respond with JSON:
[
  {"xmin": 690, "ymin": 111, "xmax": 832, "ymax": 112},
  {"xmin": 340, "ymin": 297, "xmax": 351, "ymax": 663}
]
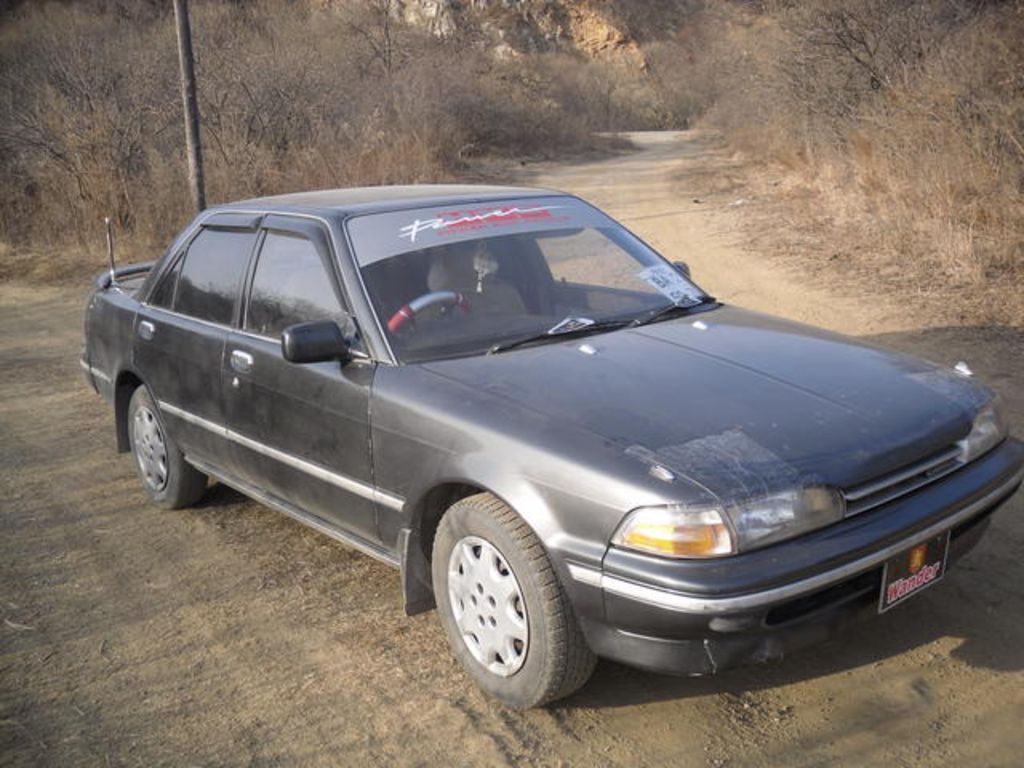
[{"xmin": 157, "ymin": 400, "xmax": 405, "ymax": 511}]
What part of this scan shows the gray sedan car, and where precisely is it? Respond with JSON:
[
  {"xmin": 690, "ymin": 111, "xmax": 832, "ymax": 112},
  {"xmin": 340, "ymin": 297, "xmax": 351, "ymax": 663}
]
[{"xmin": 82, "ymin": 185, "xmax": 1023, "ymax": 708}]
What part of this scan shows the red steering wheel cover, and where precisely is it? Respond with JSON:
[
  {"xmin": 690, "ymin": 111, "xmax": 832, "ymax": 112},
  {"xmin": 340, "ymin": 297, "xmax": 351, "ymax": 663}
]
[
  {"xmin": 387, "ymin": 291, "xmax": 469, "ymax": 333},
  {"xmin": 387, "ymin": 304, "xmax": 415, "ymax": 333}
]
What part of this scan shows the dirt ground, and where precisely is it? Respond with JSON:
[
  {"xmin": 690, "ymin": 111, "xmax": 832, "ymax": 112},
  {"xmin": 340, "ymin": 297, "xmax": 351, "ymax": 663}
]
[{"xmin": 2, "ymin": 131, "xmax": 1022, "ymax": 767}]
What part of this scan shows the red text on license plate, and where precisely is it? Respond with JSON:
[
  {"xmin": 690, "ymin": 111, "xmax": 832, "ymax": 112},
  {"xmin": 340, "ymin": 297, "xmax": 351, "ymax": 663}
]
[{"xmin": 879, "ymin": 531, "xmax": 950, "ymax": 613}]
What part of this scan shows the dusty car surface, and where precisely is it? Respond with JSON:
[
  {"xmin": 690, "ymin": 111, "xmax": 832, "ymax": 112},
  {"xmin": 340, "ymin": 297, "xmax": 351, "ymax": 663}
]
[{"xmin": 81, "ymin": 185, "xmax": 1023, "ymax": 708}]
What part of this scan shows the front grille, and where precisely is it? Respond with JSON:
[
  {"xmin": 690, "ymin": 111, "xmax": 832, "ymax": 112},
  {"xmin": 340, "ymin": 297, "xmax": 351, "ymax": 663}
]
[
  {"xmin": 764, "ymin": 568, "xmax": 881, "ymax": 627},
  {"xmin": 843, "ymin": 445, "xmax": 963, "ymax": 517}
]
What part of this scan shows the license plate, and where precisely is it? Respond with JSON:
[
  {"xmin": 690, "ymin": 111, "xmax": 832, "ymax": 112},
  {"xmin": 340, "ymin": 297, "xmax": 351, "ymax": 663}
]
[{"xmin": 879, "ymin": 531, "xmax": 951, "ymax": 613}]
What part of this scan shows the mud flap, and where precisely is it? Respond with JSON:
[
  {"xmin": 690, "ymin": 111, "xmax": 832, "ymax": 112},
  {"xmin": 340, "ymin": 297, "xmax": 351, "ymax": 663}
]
[{"xmin": 398, "ymin": 527, "xmax": 436, "ymax": 616}]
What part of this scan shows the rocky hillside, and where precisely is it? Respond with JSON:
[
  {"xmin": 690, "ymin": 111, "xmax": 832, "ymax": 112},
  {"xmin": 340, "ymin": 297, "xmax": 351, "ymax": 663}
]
[
  {"xmin": 325, "ymin": 0, "xmax": 694, "ymax": 64},
  {"xmin": 408, "ymin": 0, "xmax": 641, "ymax": 60}
]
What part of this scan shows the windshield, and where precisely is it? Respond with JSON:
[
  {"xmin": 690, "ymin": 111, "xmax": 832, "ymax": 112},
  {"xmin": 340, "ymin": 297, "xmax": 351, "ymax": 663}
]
[{"xmin": 347, "ymin": 196, "xmax": 709, "ymax": 362}]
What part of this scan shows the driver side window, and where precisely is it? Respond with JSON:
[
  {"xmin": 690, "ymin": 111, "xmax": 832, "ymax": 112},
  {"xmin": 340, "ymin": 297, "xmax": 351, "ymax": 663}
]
[{"xmin": 245, "ymin": 232, "xmax": 346, "ymax": 338}]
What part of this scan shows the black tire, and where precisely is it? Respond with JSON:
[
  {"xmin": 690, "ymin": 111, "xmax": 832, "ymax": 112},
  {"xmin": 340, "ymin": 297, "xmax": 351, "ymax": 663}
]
[
  {"xmin": 127, "ymin": 386, "xmax": 207, "ymax": 509},
  {"xmin": 432, "ymin": 493, "xmax": 597, "ymax": 709}
]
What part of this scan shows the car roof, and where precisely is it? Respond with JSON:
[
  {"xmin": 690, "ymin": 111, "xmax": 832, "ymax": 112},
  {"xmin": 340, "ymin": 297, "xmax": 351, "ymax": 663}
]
[{"xmin": 219, "ymin": 184, "xmax": 563, "ymax": 218}]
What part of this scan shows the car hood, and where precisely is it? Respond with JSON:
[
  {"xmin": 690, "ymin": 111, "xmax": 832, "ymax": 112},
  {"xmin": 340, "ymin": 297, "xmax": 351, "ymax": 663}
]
[{"xmin": 420, "ymin": 306, "xmax": 992, "ymax": 498}]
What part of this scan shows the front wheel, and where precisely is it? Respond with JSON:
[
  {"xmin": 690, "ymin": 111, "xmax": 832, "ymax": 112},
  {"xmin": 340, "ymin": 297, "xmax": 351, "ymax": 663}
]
[
  {"xmin": 127, "ymin": 386, "xmax": 207, "ymax": 509},
  {"xmin": 432, "ymin": 493, "xmax": 596, "ymax": 708}
]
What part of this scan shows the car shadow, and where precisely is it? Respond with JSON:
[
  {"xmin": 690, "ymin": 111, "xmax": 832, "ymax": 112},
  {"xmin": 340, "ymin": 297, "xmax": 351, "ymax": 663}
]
[
  {"xmin": 559, "ymin": 323, "xmax": 1024, "ymax": 710},
  {"xmin": 558, "ymin": 579, "xmax": 1018, "ymax": 710},
  {"xmin": 189, "ymin": 481, "xmax": 249, "ymax": 511}
]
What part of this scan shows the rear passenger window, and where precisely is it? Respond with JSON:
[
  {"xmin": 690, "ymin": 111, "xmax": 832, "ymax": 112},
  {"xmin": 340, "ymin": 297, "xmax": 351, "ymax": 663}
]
[
  {"xmin": 175, "ymin": 229, "xmax": 256, "ymax": 325},
  {"xmin": 245, "ymin": 232, "xmax": 345, "ymax": 338},
  {"xmin": 148, "ymin": 254, "xmax": 182, "ymax": 309}
]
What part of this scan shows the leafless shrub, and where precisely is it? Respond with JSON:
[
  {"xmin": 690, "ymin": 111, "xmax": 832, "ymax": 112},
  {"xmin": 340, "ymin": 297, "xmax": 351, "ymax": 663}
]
[
  {"xmin": 0, "ymin": 0, "xmax": 640, "ymax": 279},
  {"xmin": 701, "ymin": 0, "xmax": 1024, "ymax": 321}
]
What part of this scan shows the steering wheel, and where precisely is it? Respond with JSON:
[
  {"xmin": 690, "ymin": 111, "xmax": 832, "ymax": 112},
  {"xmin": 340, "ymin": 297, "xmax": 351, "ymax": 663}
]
[{"xmin": 387, "ymin": 290, "xmax": 471, "ymax": 333}]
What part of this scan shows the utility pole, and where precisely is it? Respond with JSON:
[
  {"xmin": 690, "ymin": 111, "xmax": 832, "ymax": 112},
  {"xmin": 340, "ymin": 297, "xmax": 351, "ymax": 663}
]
[{"xmin": 173, "ymin": 0, "xmax": 206, "ymax": 212}]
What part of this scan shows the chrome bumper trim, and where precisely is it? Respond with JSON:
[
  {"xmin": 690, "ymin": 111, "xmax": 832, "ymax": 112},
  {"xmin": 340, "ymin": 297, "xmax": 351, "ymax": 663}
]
[{"xmin": 572, "ymin": 467, "xmax": 1022, "ymax": 615}]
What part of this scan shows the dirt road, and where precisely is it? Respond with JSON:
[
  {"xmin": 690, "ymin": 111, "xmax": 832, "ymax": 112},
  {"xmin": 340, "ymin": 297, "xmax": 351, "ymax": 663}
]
[{"xmin": 2, "ymin": 132, "xmax": 1022, "ymax": 767}]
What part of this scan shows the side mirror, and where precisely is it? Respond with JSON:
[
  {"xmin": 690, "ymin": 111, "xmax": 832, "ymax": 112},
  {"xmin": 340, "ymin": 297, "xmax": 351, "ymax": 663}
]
[
  {"xmin": 281, "ymin": 320, "xmax": 351, "ymax": 364},
  {"xmin": 673, "ymin": 261, "xmax": 691, "ymax": 278}
]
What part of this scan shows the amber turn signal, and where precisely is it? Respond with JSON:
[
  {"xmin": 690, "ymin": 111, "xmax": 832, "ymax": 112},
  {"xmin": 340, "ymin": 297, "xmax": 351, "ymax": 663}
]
[{"xmin": 612, "ymin": 505, "xmax": 735, "ymax": 558}]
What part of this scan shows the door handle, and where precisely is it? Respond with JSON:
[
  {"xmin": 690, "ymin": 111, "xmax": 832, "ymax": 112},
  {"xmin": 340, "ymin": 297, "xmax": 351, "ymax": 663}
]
[
  {"xmin": 230, "ymin": 349, "xmax": 254, "ymax": 374},
  {"xmin": 138, "ymin": 320, "xmax": 155, "ymax": 340}
]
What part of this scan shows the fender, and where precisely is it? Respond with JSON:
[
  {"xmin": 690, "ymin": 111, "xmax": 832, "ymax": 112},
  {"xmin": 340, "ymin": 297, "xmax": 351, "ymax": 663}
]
[{"xmin": 397, "ymin": 451, "xmax": 606, "ymax": 616}]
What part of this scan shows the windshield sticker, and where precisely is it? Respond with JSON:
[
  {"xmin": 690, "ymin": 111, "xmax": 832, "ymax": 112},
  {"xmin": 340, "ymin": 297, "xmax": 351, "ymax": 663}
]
[
  {"xmin": 400, "ymin": 205, "xmax": 564, "ymax": 243},
  {"xmin": 637, "ymin": 265, "xmax": 703, "ymax": 306},
  {"xmin": 347, "ymin": 196, "xmax": 613, "ymax": 266},
  {"xmin": 547, "ymin": 316, "xmax": 595, "ymax": 335}
]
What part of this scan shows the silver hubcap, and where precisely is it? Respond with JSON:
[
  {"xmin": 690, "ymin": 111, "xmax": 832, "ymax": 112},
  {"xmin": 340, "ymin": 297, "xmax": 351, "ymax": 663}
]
[
  {"xmin": 447, "ymin": 536, "xmax": 529, "ymax": 677},
  {"xmin": 132, "ymin": 405, "xmax": 168, "ymax": 492}
]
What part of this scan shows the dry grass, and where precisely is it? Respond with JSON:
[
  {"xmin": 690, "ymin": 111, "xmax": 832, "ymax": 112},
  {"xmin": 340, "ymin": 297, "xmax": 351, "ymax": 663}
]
[
  {"xmin": 0, "ymin": 0, "xmax": 658, "ymax": 281},
  {"xmin": 695, "ymin": 0, "xmax": 1024, "ymax": 326},
  {"xmin": 3, "ymin": 0, "xmax": 1020, "ymax": 327}
]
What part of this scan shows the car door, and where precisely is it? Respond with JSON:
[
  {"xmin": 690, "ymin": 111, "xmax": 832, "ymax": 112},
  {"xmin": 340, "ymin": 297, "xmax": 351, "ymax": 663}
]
[
  {"xmin": 134, "ymin": 221, "xmax": 259, "ymax": 473},
  {"xmin": 223, "ymin": 216, "xmax": 380, "ymax": 542}
]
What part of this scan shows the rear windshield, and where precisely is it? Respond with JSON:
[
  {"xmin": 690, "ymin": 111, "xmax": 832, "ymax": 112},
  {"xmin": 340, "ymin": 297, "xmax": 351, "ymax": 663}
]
[{"xmin": 346, "ymin": 197, "xmax": 707, "ymax": 362}]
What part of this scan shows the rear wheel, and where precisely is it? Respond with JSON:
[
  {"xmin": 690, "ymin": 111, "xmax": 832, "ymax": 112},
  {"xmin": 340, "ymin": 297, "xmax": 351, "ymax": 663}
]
[
  {"xmin": 432, "ymin": 493, "xmax": 596, "ymax": 708},
  {"xmin": 127, "ymin": 386, "xmax": 207, "ymax": 509}
]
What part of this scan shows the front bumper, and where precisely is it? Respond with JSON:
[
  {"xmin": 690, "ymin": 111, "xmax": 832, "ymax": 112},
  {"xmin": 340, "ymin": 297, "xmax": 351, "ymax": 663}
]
[{"xmin": 568, "ymin": 438, "xmax": 1023, "ymax": 675}]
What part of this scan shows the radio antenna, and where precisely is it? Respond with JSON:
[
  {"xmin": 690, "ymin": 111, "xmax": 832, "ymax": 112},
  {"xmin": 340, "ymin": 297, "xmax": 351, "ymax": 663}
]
[{"xmin": 105, "ymin": 216, "xmax": 117, "ymax": 286}]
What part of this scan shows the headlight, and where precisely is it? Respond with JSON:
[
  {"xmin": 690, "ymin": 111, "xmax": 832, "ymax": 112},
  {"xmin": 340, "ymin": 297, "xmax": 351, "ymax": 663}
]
[
  {"xmin": 612, "ymin": 486, "xmax": 845, "ymax": 559},
  {"xmin": 959, "ymin": 399, "xmax": 1008, "ymax": 463},
  {"xmin": 725, "ymin": 486, "xmax": 845, "ymax": 551}
]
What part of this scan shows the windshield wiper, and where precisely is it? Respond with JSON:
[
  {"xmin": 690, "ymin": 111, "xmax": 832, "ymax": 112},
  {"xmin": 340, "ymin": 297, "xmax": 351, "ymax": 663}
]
[
  {"xmin": 630, "ymin": 295, "xmax": 718, "ymax": 328},
  {"xmin": 487, "ymin": 298, "xmax": 719, "ymax": 355},
  {"xmin": 488, "ymin": 317, "xmax": 631, "ymax": 355}
]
